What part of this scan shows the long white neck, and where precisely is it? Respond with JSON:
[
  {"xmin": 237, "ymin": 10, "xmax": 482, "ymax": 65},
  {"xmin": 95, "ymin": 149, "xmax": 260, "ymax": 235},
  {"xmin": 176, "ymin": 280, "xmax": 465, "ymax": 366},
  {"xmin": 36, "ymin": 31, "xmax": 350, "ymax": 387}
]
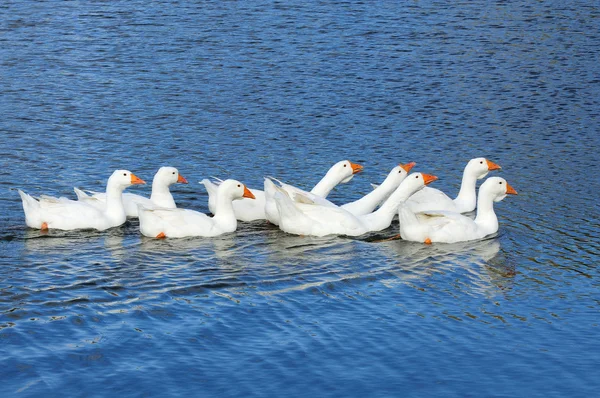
[
  {"xmin": 474, "ymin": 190, "xmax": 498, "ymax": 236},
  {"xmin": 150, "ymin": 177, "xmax": 176, "ymax": 208},
  {"xmin": 310, "ymin": 171, "xmax": 342, "ymax": 198},
  {"xmin": 454, "ymin": 168, "xmax": 478, "ymax": 211},
  {"xmin": 361, "ymin": 183, "xmax": 418, "ymax": 232},
  {"xmin": 212, "ymin": 192, "xmax": 238, "ymax": 232},
  {"xmin": 342, "ymin": 174, "xmax": 398, "ymax": 215},
  {"xmin": 104, "ymin": 182, "xmax": 127, "ymax": 224}
]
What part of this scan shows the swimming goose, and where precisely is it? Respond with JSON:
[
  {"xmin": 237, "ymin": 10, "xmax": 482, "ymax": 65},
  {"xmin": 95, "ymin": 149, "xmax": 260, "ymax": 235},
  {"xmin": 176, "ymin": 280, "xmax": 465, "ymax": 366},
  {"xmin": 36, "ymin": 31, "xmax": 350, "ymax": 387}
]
[
  {"xmin": 274, "ymin": 172, "xmax": 438, "ymax": 237},
  {"xmin": 399, "ymin": 176, "xmax": 517, "ymax": 244},
  {"xmin": 264, "ymin": 160, "xmax": 363, "ymax": 225},
  {"xmin": 75, "ymin": 166, "xmax": 187, "ymax": 217},
  {"xmin": 18, "ymin": 170, "xmax": 145, "ymax": 231},
  {"xmin": 201, "ymin": 178, "xmax": 266, "ymax": 222},
  {"xmin": 138, "ymin": 179, "xmax": 255, "ymax": 238},
  {"xmin": 406, "ymin": 157, "xmax": 501, "ymax": 213}
]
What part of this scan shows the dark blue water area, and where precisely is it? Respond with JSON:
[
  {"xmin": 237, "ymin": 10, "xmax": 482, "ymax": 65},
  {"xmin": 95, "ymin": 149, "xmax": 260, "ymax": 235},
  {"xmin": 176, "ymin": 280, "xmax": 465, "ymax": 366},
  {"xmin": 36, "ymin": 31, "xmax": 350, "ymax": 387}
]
[{"xmin": 1, "ymin": 1, "xmax": 600, "ymax": 397}]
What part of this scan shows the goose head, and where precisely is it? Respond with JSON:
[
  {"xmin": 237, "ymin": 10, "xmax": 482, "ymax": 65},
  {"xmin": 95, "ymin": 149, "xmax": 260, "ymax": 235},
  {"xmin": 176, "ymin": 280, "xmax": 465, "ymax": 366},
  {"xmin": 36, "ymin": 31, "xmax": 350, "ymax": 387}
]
[
  {"xmin": 108, "ymin": 170, "xmax": 146, "ymax": 190},
  {"xmin": 154, "ymin": 166, "xmax": 188, "ymax": 186},
  {"xmin": 480, "ymin": 177, "xmax": 518, "ymax": 202},
  {"xmin": 330, "ymin": 160, "xmax": 364, "ymax": 184},
  {"xmin": 402, "ymin": 172, "xmax": 439, "ymax": 197},
  {"xmin": 218, "ymin": 179, "xmax": 256, "ymax": 201},
  {"xmin": 384, "ymin": 161, "xmax": 416, "ymax": 186},
  {"xmin": 466, "ymin": 157, "xmax": 501, "ymax": 180}
]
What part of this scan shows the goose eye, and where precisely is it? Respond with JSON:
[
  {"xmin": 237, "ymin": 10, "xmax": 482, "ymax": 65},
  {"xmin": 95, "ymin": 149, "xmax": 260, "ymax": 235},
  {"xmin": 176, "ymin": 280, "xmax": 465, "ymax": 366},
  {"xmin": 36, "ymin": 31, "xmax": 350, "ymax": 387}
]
[
  {"xmin": 415, "ymin": 175, "xmax": 419, "ymax": 179},
  {"xmin": 480, "ymin": 161, "xmax": 483, "ymax": 164},
  {"xmin": 398, "ymin": 170, "xmax": 402, "ymax": 173},
  {"xmin": 123, "ymin": 173, "xmax": 127, "ymax": 176},
  {"xmin": 238, "ymin": 184, "xmax": 241, "ymax": 188},
  {"xmin": 172, "ymin": 172, "xmax": 175, "ymax": 175},
  {"xmin": 499, "ymin": 181, "xmax": 503, "ymax": 184},
  {"xmin": 344, "ymin": 164, "xmax": 347, "ymax": 167}
]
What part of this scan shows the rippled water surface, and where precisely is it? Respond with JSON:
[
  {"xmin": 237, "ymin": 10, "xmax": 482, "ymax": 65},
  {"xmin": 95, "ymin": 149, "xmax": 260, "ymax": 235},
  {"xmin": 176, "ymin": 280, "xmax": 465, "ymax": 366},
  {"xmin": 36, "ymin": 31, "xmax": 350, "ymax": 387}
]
[{"xmin": 1, "ymin": 1, "xmax": 599, "ymax": 397}]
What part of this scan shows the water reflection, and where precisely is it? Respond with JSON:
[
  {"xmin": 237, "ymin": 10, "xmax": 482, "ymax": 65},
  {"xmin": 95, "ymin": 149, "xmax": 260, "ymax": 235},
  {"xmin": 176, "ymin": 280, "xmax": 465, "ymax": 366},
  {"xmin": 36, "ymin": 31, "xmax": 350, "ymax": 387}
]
[
  {"xmin": 377, "ymin": 236, "xmax": 501, "ymax": 263},
  {"xmin": 260, "ymin": 227, "xmax": 346, "ymax": 263},
  {"xmin": 23, "ymin": 229, "xmax": 105, "ymax": 254},
  {"xmin": 137, "ymin": 233, "xmax": 238, "ymax": 262},
  {"xmin": 104, "ymin": 230, "xmax": 126, "ymax": 261},
  {"xmin": 22, "ymin": 227, "xmax": 133, "ymax": 263},
  {"xmin": 20, "ymin": 222, "xmax": 515, "ymax": 298},
  {"xmin": 375, "ymin": 236, "xmax": 515, "ymax": 295}
]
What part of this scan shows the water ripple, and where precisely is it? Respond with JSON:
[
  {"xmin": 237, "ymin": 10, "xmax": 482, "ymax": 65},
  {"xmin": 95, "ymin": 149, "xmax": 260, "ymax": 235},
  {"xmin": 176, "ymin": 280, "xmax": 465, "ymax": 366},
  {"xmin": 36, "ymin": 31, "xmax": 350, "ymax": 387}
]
[{"xmin": 2, "ymin": 0, "xmax": 600, "ymax": 396}]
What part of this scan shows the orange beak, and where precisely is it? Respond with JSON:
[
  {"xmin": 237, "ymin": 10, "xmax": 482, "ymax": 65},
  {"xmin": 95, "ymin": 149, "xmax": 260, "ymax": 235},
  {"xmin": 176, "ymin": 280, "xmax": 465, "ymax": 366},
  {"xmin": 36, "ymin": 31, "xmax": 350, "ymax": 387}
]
[
  {"xmin": 486, "ymin": 159, "xmax": 501, "ymax": 171},
  {"xmin": 350, "ymin": 162, "xmax": 364, "ymax": 174},
  {"xmin": 506, "ymin": 182, "xmax": 518, "ymax": 195},
  {"xmin": 243, "ymin": 185, "xmax": 256, "ymax": 199},
  {"xmin": 130, "ymin": 173, "xmax": 146, "ymax": 185},
  {"xmin": 177, "ymin": 174, "xmax": 188, "ymax": 184},
  {"xmin": 422, "ymin": 174, "xmax": 438, "ymax": 185},
  {"xmin": 400, "ymin": 162, "xmax": 416, "ymax": 173}
]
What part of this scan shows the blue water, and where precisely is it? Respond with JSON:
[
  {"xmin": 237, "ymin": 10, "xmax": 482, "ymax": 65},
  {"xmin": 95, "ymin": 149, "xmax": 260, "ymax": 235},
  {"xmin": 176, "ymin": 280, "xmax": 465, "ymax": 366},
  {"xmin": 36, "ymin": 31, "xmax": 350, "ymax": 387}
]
[{"xmin": 1, "ymin": 1, "xmax": 600, "ymax": 396}]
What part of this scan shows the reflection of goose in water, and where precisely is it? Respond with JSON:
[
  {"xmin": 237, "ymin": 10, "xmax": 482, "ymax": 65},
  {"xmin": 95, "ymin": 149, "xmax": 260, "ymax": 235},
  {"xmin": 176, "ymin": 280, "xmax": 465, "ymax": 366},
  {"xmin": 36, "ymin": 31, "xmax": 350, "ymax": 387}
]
[
  {"xmin": 22, "ymin": 226, "xmax": 131, "ymax": 260},
  {"xmin": 137, "ymin": 232, "xmax": 239, "ymax": 264},
  {"xmin": 103, "ymin": 230, "xmax": 126, "ymax": 261},
  {"xmin": 260, "ymin": 226, "xmax": 353, "ymax": 266},
  {"xmin": 135, "ymin": 233, "xmax": 256, "ymax": 298},
  {"xmin": 23, "ymin": 228, "xmax": 106, "ymax": 254},
  {"xmin": 373, "ymin": 236, "xmax": 515, "ymax": 294},
  {"xmin": 253, "ymin": 228, "xmax": 375, "ymax": 296},
  {"xmin": 378, "ymin": 235, "xmax": 501, "ymax": 262}
]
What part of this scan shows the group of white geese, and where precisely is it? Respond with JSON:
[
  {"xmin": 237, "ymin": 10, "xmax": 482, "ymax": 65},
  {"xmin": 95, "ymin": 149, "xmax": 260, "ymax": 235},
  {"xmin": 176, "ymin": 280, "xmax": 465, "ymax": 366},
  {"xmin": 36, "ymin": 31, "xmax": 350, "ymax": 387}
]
[{"xmin": 18, "ymin": 157, "xmax": 517, "ymax": 244}]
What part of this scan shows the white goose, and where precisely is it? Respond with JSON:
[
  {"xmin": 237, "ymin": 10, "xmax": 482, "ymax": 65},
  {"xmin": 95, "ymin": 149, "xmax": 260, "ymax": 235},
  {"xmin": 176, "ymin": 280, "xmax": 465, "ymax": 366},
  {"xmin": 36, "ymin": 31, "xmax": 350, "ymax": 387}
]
[
  {"xmin": 202, "ymin": 178, "xmax": 266, "ymax": 222},
  {"xmin": 406, "ymin": 157, "xmax": 501, "ymax": 213},
  {"xmin": 75, "ymin": 166, "xmax": 187, "ymax": 217},
  {"xmin": 341, "ymin": 162, "xmax": 416, "ymax": 216},
  {"xmin": 274, "ymin": 172, "xmax": 438, "ymax": 237},
  {"xmin": 138, "ymin": 179, "xmax": 255, "ymax": 238},
  {"xmin": 399, "ymin": 176, "xmax": 517, "ymax": 244},
  {"xmin": 18, "ymin": 170, "xmax": 145, "ymax": 231},
  {"xmin": 264, "ymin": 160, "xmax": 364, "ymax": 225},
  {"xmin": 267, "ymin": 162, "xmax": 416, "ymax": 215}
]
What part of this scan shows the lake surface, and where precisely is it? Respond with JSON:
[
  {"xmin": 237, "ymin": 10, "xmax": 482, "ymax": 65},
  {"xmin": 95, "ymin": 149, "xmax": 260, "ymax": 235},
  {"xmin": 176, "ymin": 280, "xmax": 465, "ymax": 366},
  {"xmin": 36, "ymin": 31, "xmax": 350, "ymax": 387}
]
[{"xmin": 1, "ymin": 1, "xmax": 599, "ymax": 397}]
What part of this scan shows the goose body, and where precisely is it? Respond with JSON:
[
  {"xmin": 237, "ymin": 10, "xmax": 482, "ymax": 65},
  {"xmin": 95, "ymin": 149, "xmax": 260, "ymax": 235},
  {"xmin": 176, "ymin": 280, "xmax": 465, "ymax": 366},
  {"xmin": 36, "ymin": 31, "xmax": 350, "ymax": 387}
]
[
  {"xmin": 274, "ymin": 173, "xmax": 438, "ymax": 237},
  {"xmin": 264, "ymin": 160, "xmax": 363, "ymax": 225},
  {"xmin": 19, "ymin": 170, "xmax": 145, "ymax": 231},
  {"xmin": 76, "ymin": 166, "xmax": 187, "ymax": 217},
  {"xmin": 202, "ymin": 178, "xmax": 266, "ymax": 222},
  {"xmin": 406, "ymin": 158, "xmax": 501, "ymax": 213},
  {"xmin": 138, "ymin": 180, "xmax": 255, "ymax": 238},
  {"xmin": 399, "ymin": 177, "xmax": 517, "ymax": 244}
]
